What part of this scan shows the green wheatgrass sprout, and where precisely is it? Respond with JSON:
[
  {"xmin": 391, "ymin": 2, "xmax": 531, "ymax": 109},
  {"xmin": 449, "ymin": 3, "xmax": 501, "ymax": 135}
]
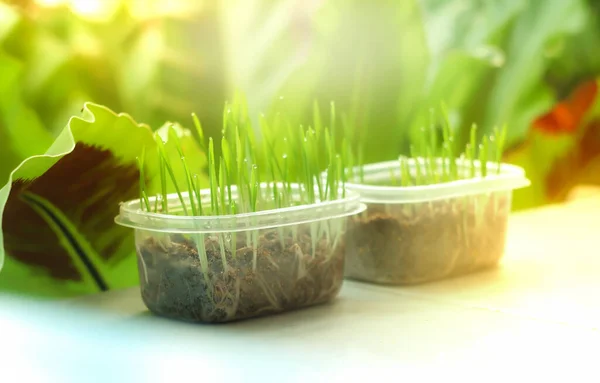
[
  {"xmin": 409, "ymin": 145, "xmax": 422, "ymax": 185},
  {"xmin": 192, "ymin": 174, "xmax": 204, "ymax": 215},
  {"xmin": 156, "ymin": 134, "xmax": 168, "ymax": 214},
  {"xmin": 427, "ymin": 109, "xmax": 439, "ymax": 184},
  {"xmin": 313, "ymin": 100, "xmax": 324, "ymax": 167},
  {"xmin": 341, "ymin": 137, "xmax": 354, "ymax": 183},
  {"xmin": 191, "ymin": 112, "xmax": 206, "ymax": 152},
  {"xmin": 219, "ymin": 157, "xmax": 227, "ymax": 214},
  {"xmin": 137, "ymin": 98, "xmax": 346, "ymax": 272},
  {"xmin": 155, "ymin": 131, "xmax": 188, "ymax": 215},
  {"xmin": 337, "ymin": 154, "xmax": 345, "ymax": 198},
  {"xmin": 343, "ymin": 106, "xmax": 508, "ymax": 187},
  {"xmin": 137, "ymin": 147, "xmax": 151, "ymax": 212},
  {"xmin": 168, "ymin": 126, "xmax": 198, "ymax": 216},
  {"xmin": 440, "ymin": 103, "xmax": 458, "ymax": 181},
  {"xmin": 468, "ymin": 123, "xmax": 477, "ymax": 178},
  {"xmin": 479, "ymin": 135, "xmax": 489, "ymax": 178},
  {"xmin": 493, "ymin": 125, "xmax": 507, "ymax": 175},
  {"xmin": 208, "ymin": 137, "xmax": 219, "ymax": 215},
  {"xmin": 400, "ymin": 156, "xmax": 411, "ymax": 187},
  {"xmin": 401, "ymin": 118, "xmax": 506, "ymax": 186}
]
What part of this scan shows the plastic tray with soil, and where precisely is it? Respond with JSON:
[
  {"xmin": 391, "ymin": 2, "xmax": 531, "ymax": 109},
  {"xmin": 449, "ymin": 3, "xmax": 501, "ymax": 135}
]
[
  {"xmin": 138, "ymin": 227, "xmax": 344, "ymax": 322},
  {"xmin": 118, "ymin": 185, "xmax": 363, "ymax": 323},
  {"xmin": 341, "ymin": 124, "xmax": 530, "ymax": 285},
  {"xmin": 116, "ymin": 110, "xmax": 364, "ymax": 322},
  {"xmin": 344, "ymin": 188, "xmax": 515, "ymax": 284}
]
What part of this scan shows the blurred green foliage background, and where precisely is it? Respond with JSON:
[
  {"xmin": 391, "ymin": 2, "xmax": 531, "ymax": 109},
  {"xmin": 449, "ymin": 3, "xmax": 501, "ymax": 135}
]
[
  {"xmin": 1, "ymin": 0, "xmax": 600, "ymax": 299},
  {"xmin": 1, "ymin": 0, "xmax": 600, "ymax": 209}
]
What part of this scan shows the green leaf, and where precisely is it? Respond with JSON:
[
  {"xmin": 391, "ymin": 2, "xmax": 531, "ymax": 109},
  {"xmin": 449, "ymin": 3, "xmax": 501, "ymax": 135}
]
[
  {"xmin": 482, "ymin": 0, "xmax": 588, "ymax": 144},
  {"xmin": 420, "ymin": 0, "xmax": 523, "ymax": 63},
  {"xmin": 404, "ymin": 0, "xmax": 523, "ymax": 149},
  {"xmin": 545, "ymin": 1, "xmax": 600, "ymax": 94},
  {"xmin": 0, "ymin": 102, "xmax": 205, "ymax": 298}
]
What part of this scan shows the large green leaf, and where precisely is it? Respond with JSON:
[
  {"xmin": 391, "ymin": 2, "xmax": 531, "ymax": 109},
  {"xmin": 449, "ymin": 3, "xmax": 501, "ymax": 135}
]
[
  {"xmin": 408, "ymin": 0, "xmax": 524, "ymax": 143},
  {"xmin": 545, "ymin": 0, "xmax": 600, "ymax": 95},
  {"xmin": 482, "ymin": 0, "xmax": 587, "ymax": 145},
  {"xmin": 0, "ymin": 102, "xmax": 206, "ymax": 298}
]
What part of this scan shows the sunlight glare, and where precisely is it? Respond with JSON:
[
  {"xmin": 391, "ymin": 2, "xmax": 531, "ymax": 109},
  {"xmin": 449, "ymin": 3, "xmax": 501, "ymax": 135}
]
[
  {"xmin": 67, "ymin": 0, "xmax": 118, "ymax": 21},
  {"xmin": 69, "ymin": 0, "xmax": 102, "ymax": 16},
  {"xmin": 35, "ymin": 0, "xmax": 66, "ymax": 7},
  {"xmin": 128, "ymin": 0, "xmax": 203, "ymax": 19}
]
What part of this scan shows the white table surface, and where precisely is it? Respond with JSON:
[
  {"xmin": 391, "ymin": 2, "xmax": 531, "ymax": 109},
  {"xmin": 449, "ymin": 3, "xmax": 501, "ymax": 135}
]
[{"xmin": 3, "ymin": 193, "xmax": 599, "ymax": 381}]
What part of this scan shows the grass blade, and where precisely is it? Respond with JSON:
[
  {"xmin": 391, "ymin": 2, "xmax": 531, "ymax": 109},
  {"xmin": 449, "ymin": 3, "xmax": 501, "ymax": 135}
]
[
  {"xmin": 479, "ymin": 136, "xmax": 489, "ymax": 178},
  {"xmin": 191, "ymin": 112, "xmax": 206, "ymax": 152},
  {"xmin": 469, "ymin": 124, "xmax": 478, "ymax": 178},
  {"xmin": 193, "ymin": 174, "xmax": 204, "ymax": 216},
  {"xmin": 494, "ymin": 125, "xmax": 507, "ymax": 174},
  {"xmin": 155, "ymin": 133, "xmax": 188, "ymax": 215},
  {"xmin": 219, "ymin": 157, "xmax": 227, "ymax": 214},
  {"xmin": 137, "ymin": 147, "xmax": 151, "ymax": 212},
  {"xmin": 168, "ymin": 126, "xmax": 197, "ymax": 216},
  {"xmin": 410, "ymin": 145, "xmax": 422, "ymax": 186},
  {"xmin": 208, "ymin": 138, "xmax": 219, "ymax": 215}
]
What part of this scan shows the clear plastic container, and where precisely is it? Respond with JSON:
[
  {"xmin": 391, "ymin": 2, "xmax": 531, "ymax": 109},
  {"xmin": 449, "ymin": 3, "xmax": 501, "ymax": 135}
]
[
  {"xmin": 343, "ymin": 159, "xmax": 530, "ymax": 285},
  {"xmin": 115, "ymin": 184, "xmax": 366, "ymax": 323}
]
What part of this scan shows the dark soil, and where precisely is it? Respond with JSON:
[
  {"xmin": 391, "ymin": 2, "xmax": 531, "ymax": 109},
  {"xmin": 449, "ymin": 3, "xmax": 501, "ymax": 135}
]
[
  {"xmin": 136, "ymin": 225, "xmax": 345, "ymax": 323},
  {"xmin": 344, "ymin": 193, "xmax": 510, "ymax": 285}
]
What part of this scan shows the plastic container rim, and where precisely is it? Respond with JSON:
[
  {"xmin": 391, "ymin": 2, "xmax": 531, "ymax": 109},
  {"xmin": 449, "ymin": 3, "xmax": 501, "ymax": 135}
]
[
  {"xmin": 342, "ymin": 158, "xmax": 531, "ymax": 204},
  {"xmin": 115, "ymin": 183, "xmax": 366, "ymax": 233}
]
